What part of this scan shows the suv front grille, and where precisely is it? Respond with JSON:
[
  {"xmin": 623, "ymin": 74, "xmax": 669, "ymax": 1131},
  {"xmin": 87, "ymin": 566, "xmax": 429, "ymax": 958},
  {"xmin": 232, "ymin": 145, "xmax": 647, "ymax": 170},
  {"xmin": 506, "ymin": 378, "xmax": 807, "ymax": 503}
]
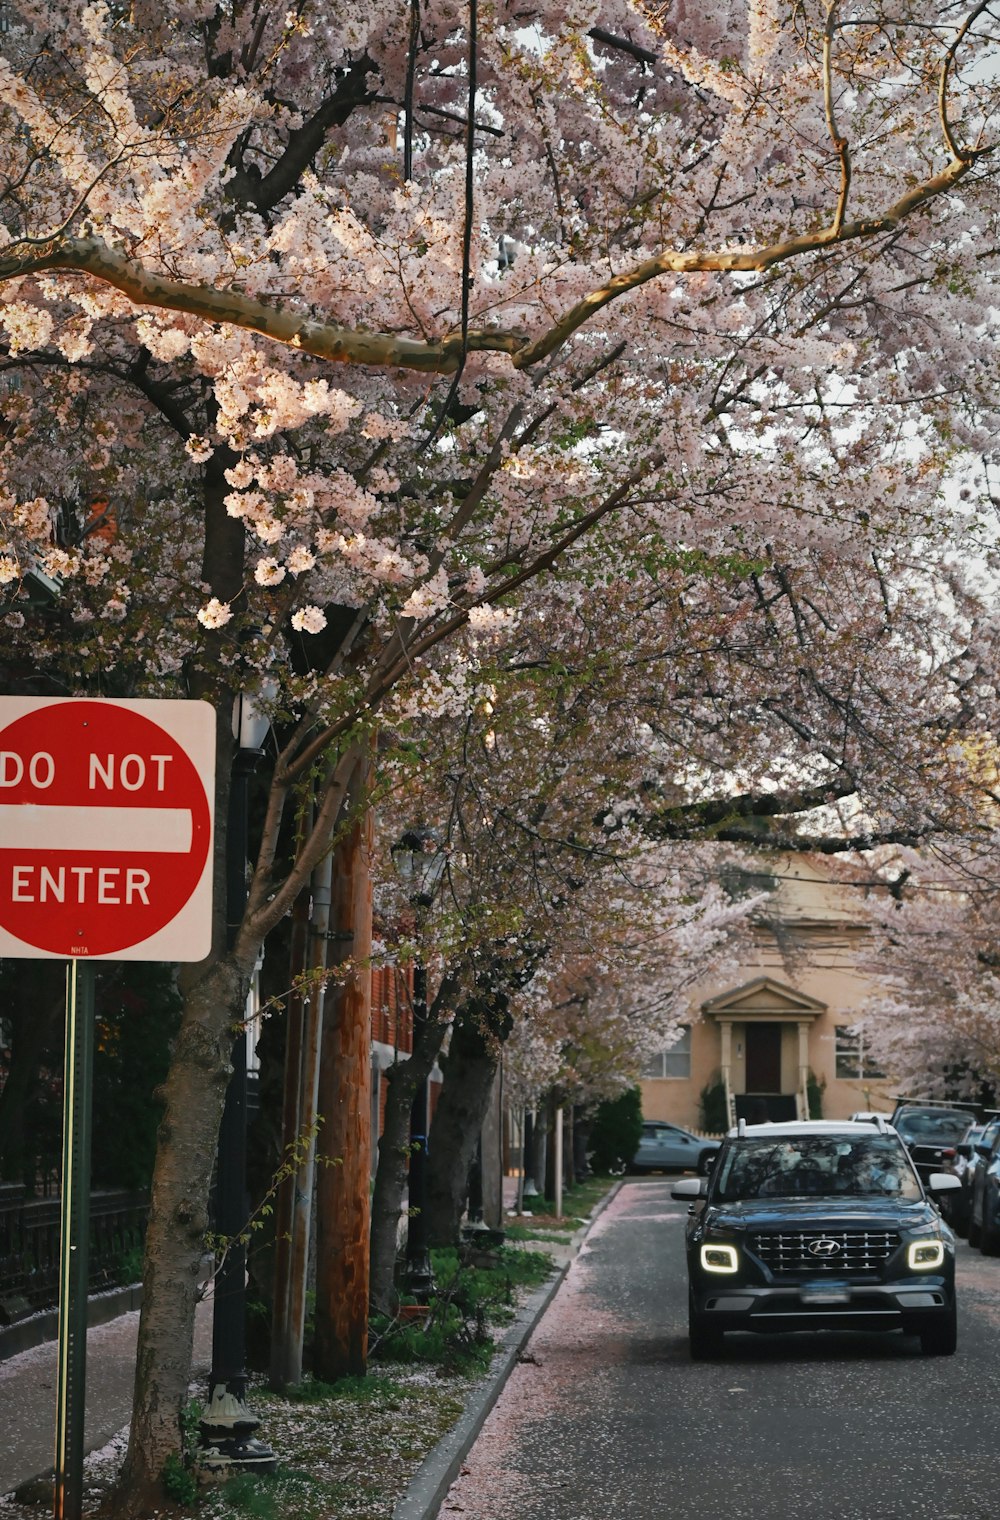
[{"xmin": 752, "ymin": 1229, "xmax": 900, "ymax": 1275}]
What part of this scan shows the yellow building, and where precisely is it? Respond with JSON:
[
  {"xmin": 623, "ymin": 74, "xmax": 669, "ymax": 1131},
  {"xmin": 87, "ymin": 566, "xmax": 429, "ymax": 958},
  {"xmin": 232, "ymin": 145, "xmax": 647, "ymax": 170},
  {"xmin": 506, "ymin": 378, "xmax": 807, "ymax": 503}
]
[{"xmin": 641, "ymin": 855, "xmax": 895, "ymax": 1132}]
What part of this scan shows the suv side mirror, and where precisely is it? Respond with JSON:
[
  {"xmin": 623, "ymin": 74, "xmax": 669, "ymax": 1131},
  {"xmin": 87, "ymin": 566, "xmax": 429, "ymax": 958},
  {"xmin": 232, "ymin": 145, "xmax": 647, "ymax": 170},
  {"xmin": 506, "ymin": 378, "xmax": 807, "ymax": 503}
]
[
  {"xmin": 672, "ymin": 1177, "xmax": 707, "ymax": 1200},
  {"xmin": 927, "ymin": 1172, "xmax": 961, "ymax": 1192}
]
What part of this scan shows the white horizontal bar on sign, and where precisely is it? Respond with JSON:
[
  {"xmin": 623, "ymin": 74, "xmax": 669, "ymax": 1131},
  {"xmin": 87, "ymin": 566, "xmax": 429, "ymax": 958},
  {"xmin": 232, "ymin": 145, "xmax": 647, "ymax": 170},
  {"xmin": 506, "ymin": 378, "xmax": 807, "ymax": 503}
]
[{"xmin": 0, "ymin": 804, "xmax": 193, "ymax": 853}]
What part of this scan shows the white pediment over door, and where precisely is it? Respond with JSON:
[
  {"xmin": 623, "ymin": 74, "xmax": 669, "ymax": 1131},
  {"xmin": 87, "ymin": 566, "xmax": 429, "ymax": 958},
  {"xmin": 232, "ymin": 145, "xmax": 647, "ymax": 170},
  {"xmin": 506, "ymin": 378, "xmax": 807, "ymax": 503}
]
[{"xmin": 702, "ymin": 975, "xmax": 827, "ymax": 1021}]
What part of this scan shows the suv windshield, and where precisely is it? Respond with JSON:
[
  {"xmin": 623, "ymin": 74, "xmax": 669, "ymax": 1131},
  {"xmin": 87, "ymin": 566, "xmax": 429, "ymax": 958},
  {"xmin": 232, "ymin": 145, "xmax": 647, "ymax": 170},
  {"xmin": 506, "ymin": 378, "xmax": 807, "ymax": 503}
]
[
  {"xmin": 893, "ymin": 1110, "xmax": 972, "ymax": 1146},
  {"xmin": 713, "ymin": 1135, "xmax": 921, "ymax": 1203}
]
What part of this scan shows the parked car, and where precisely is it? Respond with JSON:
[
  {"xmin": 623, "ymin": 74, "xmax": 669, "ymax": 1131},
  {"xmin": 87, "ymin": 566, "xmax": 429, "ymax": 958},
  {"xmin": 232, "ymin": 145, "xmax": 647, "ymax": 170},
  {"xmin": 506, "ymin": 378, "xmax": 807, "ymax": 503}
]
[
  {"xmin": 890, "ymin": 1101, "xmax": 980, "ymax": 1189},
  {"xmin": 672, "ymin": 1119, "xmax": 960, "ymax": 1358},
  {"xmin": 968, "ymin": 1120, "xmax": 1000, "ymax": 1252},
  {"xmin": 942, "ymin": 1120, "xmax": 999, "ymax": 1237},
  {"xmin": 630, "ymin": 1121, "xmax": 719, "ymax": 1175}
]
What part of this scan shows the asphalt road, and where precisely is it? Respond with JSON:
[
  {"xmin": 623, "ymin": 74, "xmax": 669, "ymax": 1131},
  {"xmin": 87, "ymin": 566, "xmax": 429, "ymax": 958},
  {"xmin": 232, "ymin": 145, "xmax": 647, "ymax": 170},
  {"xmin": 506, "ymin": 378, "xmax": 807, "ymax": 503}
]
[{"xmin": 444, "ymin": 1178, "xmax": 1000, "ymax": 1520}]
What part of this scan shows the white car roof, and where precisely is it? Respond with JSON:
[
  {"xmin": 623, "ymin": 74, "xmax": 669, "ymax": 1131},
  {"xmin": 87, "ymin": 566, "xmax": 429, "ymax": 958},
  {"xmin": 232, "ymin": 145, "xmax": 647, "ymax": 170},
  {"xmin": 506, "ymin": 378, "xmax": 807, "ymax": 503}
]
[{"xmin": 725, "ymin": 1119, "xmax": 897, "ymax": 1138}]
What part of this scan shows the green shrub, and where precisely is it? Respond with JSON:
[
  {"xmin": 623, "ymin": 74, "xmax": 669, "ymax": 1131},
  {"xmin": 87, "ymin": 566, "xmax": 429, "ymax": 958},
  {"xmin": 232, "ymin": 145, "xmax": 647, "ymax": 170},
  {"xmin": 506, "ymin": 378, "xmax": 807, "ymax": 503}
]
[
  {"xmin": 114, "ymin": 1244, "xmax": 144, "ymax": 1286},
  {"xmin": 588, "ymin": 1088, "xmax": 643, "ymax": 1173},
  {"xmin": 369, "ymin": 1245, "xmax": 552, "ymax": 1374},
  {"xmin": 699, "ymin": 1079, "xmax": 728, "ymax": 1134}
]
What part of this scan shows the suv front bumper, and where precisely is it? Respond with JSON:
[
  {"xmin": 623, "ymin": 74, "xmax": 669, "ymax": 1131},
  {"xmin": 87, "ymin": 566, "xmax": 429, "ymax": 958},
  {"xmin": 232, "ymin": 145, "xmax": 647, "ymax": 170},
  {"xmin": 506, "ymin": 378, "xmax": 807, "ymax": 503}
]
[{"xmin": 692, "ymin": 1279, "xmax": 953, "ymax": 1335}]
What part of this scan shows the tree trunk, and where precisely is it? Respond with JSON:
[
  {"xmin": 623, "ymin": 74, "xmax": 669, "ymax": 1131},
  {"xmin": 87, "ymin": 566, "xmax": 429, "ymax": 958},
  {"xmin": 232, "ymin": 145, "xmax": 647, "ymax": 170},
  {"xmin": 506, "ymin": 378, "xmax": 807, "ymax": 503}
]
[
  {"xmin": 118, "ymin": 953, "xmax": 249, "ymax": 1515},
  {"xmin": 113, "ymin": 456, "xmax": 248, "ymax": 1512},
  {"xmin": 368, "ymin": 1052, "xmax": 415, "ymax": 1315},
  {"xmin": 368, "ymin": 971, "xmax": 458, "ymax": 1313},
  {"xmin": 314, "ymin": 786, "xmax": 373, "ymax": 1380},
  {"xmin": 424, "ymin": 1002, "xmax": 507, "ymax": 1248}
]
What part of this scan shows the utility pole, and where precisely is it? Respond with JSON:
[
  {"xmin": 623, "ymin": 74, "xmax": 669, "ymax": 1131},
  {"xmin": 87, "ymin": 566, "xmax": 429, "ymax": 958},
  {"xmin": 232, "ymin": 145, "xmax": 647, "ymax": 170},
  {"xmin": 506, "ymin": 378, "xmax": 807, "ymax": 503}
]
[{"xmin": 314, "ymin": 762, "xmax": 374, "ymax": 1379}]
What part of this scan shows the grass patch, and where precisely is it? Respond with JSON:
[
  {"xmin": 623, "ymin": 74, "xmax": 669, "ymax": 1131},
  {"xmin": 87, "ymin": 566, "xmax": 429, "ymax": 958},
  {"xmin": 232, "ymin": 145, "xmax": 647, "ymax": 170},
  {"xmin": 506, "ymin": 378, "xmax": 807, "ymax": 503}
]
[
  {"xmin": 505, "ymin": 1174, "xmax": 618, "ymax": 1237},
  {"xmin": 502, "ymin": 1223, "xmax": 569, "ymax": 1243},
  {"xmin": 195, "ymin": 1368, "xmax": 471, "ymax": 1520}
]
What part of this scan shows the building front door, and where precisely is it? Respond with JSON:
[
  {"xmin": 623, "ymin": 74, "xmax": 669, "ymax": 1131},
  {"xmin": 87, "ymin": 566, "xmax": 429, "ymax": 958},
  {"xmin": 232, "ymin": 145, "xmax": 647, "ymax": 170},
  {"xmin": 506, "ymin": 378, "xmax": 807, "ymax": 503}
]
[{"xmin": 745, "ymin": 1022, "xmax": 783, "ymax": 1094}]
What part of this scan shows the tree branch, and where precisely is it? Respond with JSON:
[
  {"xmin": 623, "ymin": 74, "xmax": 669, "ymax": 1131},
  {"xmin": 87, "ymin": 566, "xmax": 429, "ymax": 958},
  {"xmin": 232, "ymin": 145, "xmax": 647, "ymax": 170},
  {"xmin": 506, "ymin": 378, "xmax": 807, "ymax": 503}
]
[
  {"xmin": 639, "ymin": 776, "xmax": 859, "ymax": 839},
  {"xmin": 587, "ymin": 28, "xmax": 659, "ymax": 67},
  {"xmin": 707, "ymin": 826, "xmax": 931, "ymax": 853},
  {"xmin": 0, "ymin": 149, "xmax": 985, "ymax": 375},
  {"xmin": 227, "ymin": 54, "xmax": 379, "ymax": 213}
]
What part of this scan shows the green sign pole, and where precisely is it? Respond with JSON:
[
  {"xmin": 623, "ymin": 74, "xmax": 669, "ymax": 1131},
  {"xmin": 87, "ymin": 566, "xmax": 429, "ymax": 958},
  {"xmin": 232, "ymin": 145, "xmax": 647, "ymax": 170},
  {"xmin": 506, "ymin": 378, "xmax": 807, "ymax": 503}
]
[{"xmin": 54, "ymin": 959, "xmax": 96, "ymax": 1520}]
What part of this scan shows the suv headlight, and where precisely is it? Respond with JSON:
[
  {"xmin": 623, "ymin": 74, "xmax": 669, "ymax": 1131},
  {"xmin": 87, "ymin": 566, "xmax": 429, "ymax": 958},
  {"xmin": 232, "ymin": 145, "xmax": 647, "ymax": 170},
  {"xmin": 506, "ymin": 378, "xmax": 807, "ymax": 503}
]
[
  {"xmin": 700, "ymin": 1243, "xmax": 739, "ymax": 1274},
  {"xmin": 907, "ymin": 1240, "xmax": 944, "ymax": 1271}
]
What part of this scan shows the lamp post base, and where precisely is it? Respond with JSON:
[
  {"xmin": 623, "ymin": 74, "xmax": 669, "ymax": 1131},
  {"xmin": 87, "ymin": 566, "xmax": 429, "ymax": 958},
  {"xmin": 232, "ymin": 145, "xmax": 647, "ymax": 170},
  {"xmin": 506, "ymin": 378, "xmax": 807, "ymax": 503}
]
[
  {"xmin": 402, "ymin": 1252, "xmax": 435, "ymax": 1304},
  {"xmin": 198, "ymin": 1435, "xmax": 278, "ymax": 1475},
  {"xmin": 198, "ymin": 1387, "xmax": 277, "ymax": 1475}
]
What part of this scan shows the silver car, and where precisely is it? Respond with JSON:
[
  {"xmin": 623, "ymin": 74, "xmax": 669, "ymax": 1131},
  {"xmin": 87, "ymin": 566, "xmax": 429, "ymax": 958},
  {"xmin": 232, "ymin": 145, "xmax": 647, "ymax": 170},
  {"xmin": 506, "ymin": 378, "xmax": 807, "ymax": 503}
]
[{"xmin": 630, "ymin": 1121, "xmax": 719, "ymax": 1175}]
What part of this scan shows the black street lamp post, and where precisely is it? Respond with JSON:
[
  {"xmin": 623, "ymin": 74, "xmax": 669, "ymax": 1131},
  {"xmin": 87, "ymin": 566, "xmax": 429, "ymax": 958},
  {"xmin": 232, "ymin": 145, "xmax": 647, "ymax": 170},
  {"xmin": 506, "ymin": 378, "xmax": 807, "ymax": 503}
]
[
  {"xmin": 199, "ymin": 693, "xmax": 276, "ymax": 1473},
  {"xmin": 522, "ymin": 1109, "xmax": 539, "ymax": 1200},
  {"xmin": 391, "ymin": 828, "xmax": 446, "ymax": 1304},
  {"xmin": 405, "ymin": 958, "xmax": 434, "ymax": 1301}
]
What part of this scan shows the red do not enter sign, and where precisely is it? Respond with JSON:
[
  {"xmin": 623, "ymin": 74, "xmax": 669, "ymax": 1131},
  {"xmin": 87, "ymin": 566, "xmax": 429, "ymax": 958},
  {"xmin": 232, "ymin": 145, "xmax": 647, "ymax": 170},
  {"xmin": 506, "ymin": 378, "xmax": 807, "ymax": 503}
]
[{"xmin": 0, "ymin": 698, "xmax": 215, "ymax": 960}]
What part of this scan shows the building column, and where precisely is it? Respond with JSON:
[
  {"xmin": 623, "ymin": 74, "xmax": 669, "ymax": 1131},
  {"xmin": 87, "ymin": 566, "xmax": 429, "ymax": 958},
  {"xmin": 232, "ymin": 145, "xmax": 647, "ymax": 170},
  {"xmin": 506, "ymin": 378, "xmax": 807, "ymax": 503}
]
[
  {"xmin": 719, "ymin": 1020, "xmax": 736, "ymax": 1128},
  {"xmin": 797, "ymin": 1020, "xmax": 811, "ymax": 1119}
]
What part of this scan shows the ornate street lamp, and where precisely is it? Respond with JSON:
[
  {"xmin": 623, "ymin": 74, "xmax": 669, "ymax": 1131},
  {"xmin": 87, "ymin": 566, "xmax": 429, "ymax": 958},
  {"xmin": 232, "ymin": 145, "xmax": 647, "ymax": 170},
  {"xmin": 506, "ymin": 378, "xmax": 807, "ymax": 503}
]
[
  {"xmin": 391, "ymin": 828, "xmax": 446, "ymax": 1302},
  {"xmin": 199, "ymin": 688, "xmax": 276, "ymax": 1473}
]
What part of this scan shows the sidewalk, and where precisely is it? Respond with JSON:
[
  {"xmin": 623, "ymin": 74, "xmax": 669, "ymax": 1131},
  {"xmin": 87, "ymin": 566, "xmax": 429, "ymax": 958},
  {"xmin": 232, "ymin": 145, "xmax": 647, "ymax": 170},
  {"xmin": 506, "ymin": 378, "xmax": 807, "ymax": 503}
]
[
  {"xmin": 0, "ymin": 1180, "xmax": 610, "ymax": 1512},
  {"xmin": 0, "ymin": 1297, "xmax": 214, "ymax": 1498}
]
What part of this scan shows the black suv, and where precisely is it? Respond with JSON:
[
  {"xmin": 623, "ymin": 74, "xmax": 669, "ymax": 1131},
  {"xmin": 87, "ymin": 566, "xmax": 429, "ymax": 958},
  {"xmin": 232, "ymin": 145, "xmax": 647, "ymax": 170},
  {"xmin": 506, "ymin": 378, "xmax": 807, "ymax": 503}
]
[
  {"xmin": 890, "ymin": 1100, "xmax": 980, "ymax": 1189},
  {"xmin": 672, "ymin": 1120, "xmax": 959, "ymax": 1359}
]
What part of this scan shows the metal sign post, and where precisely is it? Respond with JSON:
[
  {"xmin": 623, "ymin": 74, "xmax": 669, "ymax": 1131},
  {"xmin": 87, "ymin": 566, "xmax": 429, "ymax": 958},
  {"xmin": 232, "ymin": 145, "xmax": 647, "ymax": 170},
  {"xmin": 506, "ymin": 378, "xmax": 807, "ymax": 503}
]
[{"xmin": 54, "ymin": 959, "xmax": 96, "ymax": 1520}]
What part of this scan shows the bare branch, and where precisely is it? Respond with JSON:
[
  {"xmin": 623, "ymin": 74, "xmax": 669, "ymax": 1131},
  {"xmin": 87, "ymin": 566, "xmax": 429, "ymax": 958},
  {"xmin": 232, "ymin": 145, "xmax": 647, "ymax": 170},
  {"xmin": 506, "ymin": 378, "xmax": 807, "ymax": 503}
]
[
  {"xmin": 587, "ymin": 27, "xmax": 659, "ymax": 67},
  {"xmin": 822, "ymin": 1, "xmax": 852, "ymax": 237},
  {"xmin": 938, "ymin": 0, "xmax": 995, "ymax": 161}
]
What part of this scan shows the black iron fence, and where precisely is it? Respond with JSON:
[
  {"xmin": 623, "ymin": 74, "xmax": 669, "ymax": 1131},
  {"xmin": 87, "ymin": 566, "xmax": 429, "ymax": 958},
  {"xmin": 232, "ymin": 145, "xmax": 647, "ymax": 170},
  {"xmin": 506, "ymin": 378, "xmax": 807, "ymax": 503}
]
[{"xmin": 0, "ymin": 1184, "xmax": 147, "ymax": 1323}]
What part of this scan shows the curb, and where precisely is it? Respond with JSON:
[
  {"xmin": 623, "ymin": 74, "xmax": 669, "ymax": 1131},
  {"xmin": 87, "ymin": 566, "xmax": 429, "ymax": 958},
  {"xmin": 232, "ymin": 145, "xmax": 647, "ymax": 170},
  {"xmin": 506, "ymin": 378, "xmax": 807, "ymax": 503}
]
[
  {"xmin": 0, "ymin": 1283, "xmax": 143, "ymax": 1364},
  {"xmin": 392, "ymin": 1180, "xmax": 622, "ymax": 1520}
]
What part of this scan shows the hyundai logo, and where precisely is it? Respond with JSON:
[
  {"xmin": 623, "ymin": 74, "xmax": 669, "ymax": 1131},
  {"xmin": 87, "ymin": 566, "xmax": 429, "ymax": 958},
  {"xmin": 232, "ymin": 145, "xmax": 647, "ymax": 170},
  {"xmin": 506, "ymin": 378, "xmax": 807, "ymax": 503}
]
[{"xmin": 808, "ymin": 1238, "xmax": 842, "ymax": 1258}]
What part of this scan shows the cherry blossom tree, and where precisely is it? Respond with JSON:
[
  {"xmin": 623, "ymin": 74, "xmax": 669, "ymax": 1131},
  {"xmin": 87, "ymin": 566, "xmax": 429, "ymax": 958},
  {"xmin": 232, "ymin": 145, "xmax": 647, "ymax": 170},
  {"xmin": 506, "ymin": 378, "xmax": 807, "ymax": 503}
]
[
  {"xmin": 857, "ymin": 834, "xmax": 1000, "ymax": 1099},
  {"xmin": 1, "ymin": 1, "xmax": 999, "ymax": 1511},
  {"xmin": 503, "ymin": 855, "xmax": 756, "ymax": 1106}
]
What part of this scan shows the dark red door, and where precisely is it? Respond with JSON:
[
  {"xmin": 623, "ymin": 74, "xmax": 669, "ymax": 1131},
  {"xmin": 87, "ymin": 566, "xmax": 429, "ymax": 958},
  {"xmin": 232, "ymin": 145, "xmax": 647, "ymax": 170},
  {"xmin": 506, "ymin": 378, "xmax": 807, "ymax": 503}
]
[{"xmin": 745, "ymin": 1022, "xmax": 783, "ymax": 1093}]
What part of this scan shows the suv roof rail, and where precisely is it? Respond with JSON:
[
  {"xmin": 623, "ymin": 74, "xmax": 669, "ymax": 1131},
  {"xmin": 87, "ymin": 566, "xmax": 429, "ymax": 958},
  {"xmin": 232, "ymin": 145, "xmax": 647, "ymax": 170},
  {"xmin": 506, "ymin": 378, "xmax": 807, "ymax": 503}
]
[
  {"xmin": 874, "ymin": 1115, "xmax": 888, "ymax": 1133},
  {"xmin": 893, "ymin": 1095, "xmax": 979, "ymax": 1110}
]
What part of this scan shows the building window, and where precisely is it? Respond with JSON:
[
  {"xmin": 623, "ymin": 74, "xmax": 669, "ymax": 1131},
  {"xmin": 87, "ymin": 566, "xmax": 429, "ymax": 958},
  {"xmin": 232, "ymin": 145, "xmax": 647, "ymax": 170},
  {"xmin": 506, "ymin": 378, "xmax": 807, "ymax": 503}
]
[
  {"xmin": 719, "ymin": 866, "xmax": 777, "ymax": 901},
  {"xmin": 835, "ymin": 1024, "xmax": 884, "ymax": 1080},
  {"xmin": 642, "ymin": 1026, "xmax": 691, "ymax": 1080}
]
